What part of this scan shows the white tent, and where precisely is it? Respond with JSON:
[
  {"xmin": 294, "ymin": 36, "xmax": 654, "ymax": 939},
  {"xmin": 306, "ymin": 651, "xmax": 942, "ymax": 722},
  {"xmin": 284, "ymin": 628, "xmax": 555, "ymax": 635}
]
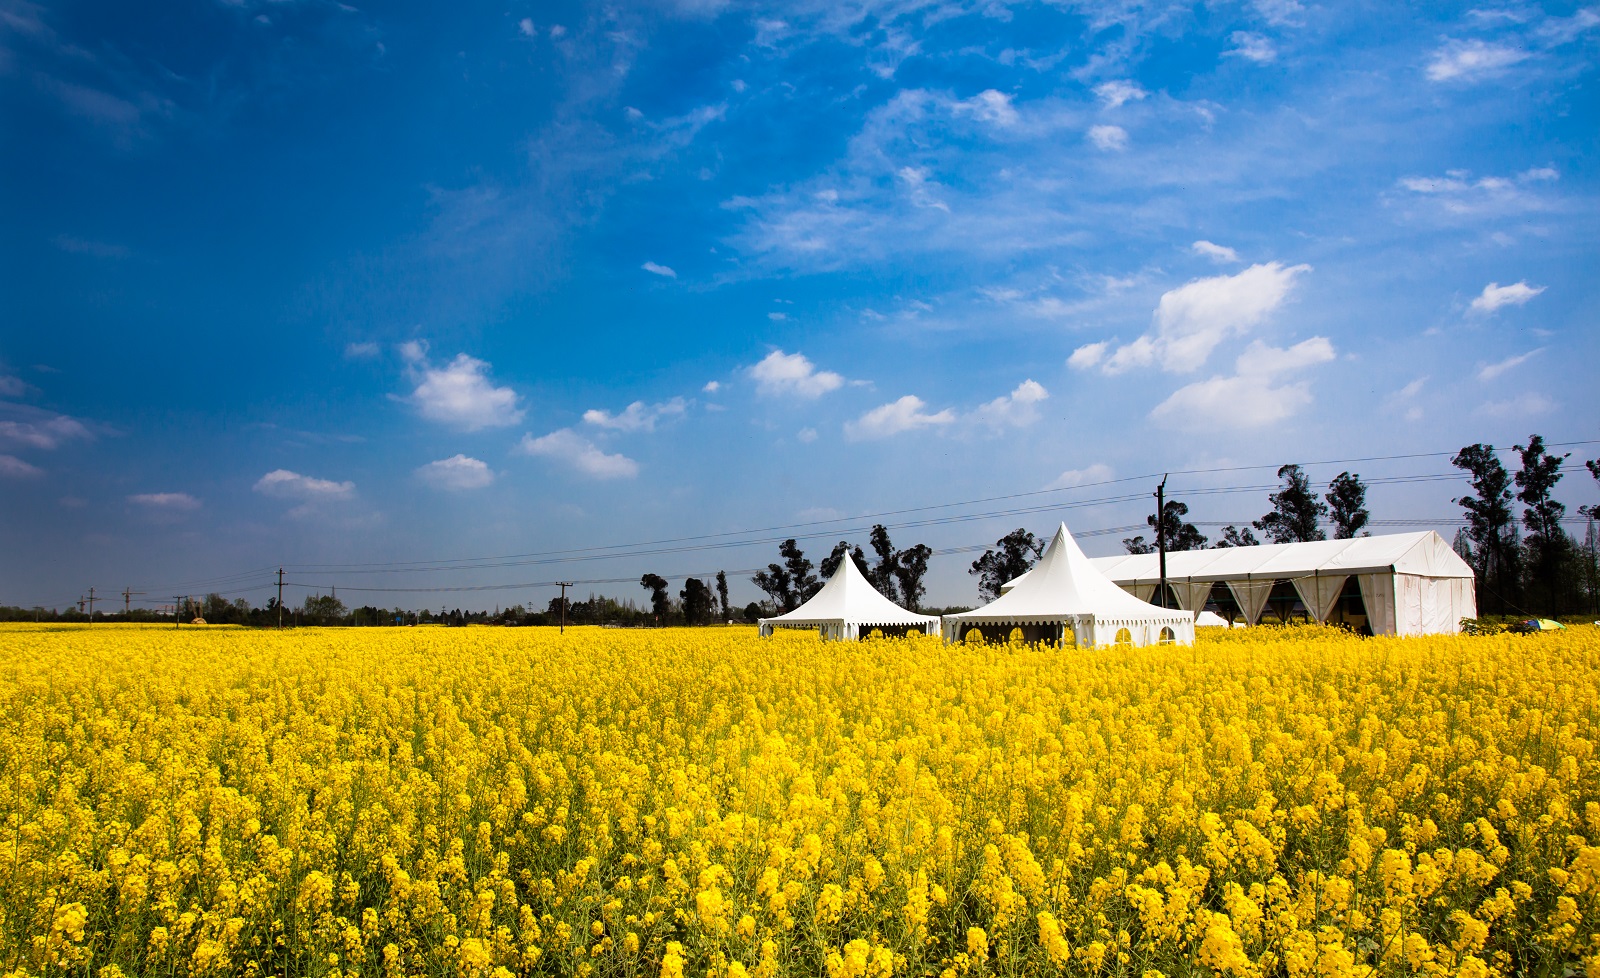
[
  {"xmin": 758, "ymin": 554, "xmax": 939, "ymax": 640},
  {"xmin": 1086, "ymin": 531, "xmax": 1475, "ymax": 636},
  {"xmin": 945, "ymin": 523, "xmax": 1196, "ymax": 648},
  {"xmin": 1195, "ymin": 610, "xmax": 1230, "ymax": 627}
]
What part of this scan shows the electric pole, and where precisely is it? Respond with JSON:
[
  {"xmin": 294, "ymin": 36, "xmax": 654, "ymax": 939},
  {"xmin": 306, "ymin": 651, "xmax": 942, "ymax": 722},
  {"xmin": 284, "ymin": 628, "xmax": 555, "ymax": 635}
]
[
  {"xmin": 558, "ymin": 582, "xmax": 574, "ymax": 634},
  {"xmin": 174, "ymin": 596, "xmax": 182, "ymax": 629},
  {"xmin": 123, "ymin": 587, "xmax": 145, "ymax": 618},
  {"xmin": 87, "ymin": 587, "xmax": 96, "ymax": 620},
  {"xmin": 276, "ymin": 567, "xmax": 285, "ymax": 630},
  {"xmin": 1155, "ymin": 475, "xmax": 1168, "ymax": 609}
]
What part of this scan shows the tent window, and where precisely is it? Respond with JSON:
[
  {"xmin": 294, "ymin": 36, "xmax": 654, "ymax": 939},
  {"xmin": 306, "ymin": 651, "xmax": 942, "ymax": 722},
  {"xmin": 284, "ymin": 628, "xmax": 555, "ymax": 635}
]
[
  {"xmin": 1114, "ymin": 627, "xmax": 1132, "ymax": 646},
  {"xmin": 1158, "ymin": 626, "xmax": 1175, "ymax": 645},
  {"xmin": 964, "ymin": 627, "xmax": 985, "ymax": 645},
  {"xmin": 1008, "ymin": 627, "xmax": 1025, "ymax": 645}
]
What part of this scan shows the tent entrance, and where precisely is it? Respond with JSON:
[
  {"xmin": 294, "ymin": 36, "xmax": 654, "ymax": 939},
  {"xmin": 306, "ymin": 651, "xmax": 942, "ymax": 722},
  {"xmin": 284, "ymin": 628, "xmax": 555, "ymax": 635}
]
[{"xmin": 954, "ymin": 622, "xmax": 1068, "ymax": 646}]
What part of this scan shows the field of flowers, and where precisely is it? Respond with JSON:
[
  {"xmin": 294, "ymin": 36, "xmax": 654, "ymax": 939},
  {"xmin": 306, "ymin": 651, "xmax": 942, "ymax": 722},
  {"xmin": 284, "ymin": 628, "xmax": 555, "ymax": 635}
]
[{"xmin": 1, "ymin": 622, "xmax": 1597, "ymax": 978}]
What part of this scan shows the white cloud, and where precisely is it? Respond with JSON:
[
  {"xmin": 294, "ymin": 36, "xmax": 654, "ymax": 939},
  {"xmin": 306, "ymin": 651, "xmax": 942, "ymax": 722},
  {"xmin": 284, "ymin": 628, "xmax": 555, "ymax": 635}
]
[
  {"xmin": 971, "ymin": 380, "xmax": 1048, "ymax": 429},
  {"xmin": 403, "ymin": 349, "xmax": 524, "ymax": 430},
  {"xmin": 844, "ymin": 395, "xmax": 955, "ymax": 440},
  {"xmin": 0, "ymin": 412, "xmax": 92, "ymax": 450},
  {"xmin": 1470, "ymin": 281, "xmax": 1545, "ymax": 313},
  {"xmin": 1520, "ymin": 166, "xmax": 1560, "ymax": 182},
  {"xmin": 1151, "ymin": 337, "xmax": 1335, "ymax": 428},
  {"xmin": 953, "ymin": 89, "xmax": 1019, "ymax": 127},
  {"xmin": 1476, "ymin": 349, "xmax": 1543, "ymax": 381},
  {"xmin": 1100, "ymin": 262, "xmax": 1311, "ymax": 374},
  {"xmin": 1191, "ymin": 240, "xmax": 1240, "ymax": 263},
  {"xmin": 796, "ymin": 427, "xmax": 819, "ymax": 443},
  {"xmin": 517, "ymin": 429, "xmax": 639, "ymax": 479},
  {"xmin": 1478, "ymin": 393, "xmax": 1555, "ymax": 418},
  {"xmin": 1048, "ymin": 462, "xmax": 1113, "ymax": 489},
  {"xmin": 1254, "ymin": 0, "xmax": 1304, "ymax": 26},
  {"xmin": 1067, "ymin": 341, "xmax": 1109, "ymax": 370},
  {"xmin": 253, "ymin": 469, "xmax": 356, "ymax": 500},
  {"xmin": 518, "ymin": 17, "xmax": 535, "ymax": 36},
  {"xmin": 642, "ymin": 261, "xmax": 677, "ymax": 278},
  {"xmin": 129, "ymin": 489, "xmax": 201, "ymax": 512},
  {"xmin": 582, "ymin": 397, "xmax": 687, "ymax": 433},
  {"xmin": 749, "ymin": 350, "xmax": 844, "ymax": 398},
  {"xmin": 702, "ymin": 381, "xmax": 721, "ymax": 393},
  {"xmin": 0, "ymin": 375, "xmax": 29, "ymax": 397},
  {"xmin": 1227, "ymin": 31, "xmax": 1277, "ymax": 62},
  {"xmin": 416, "ymin": 454, "xmax": 494, "ymax": 490},
  {"xmin": 1093, "ymin": 80, "xmax": 1146, "ymax": 108},
  {"xmin": 1427, "ymin": 39, "xmax": 1528, "ymax": 82},
  {"xmin": 0, "ymin": 454, "xmax": 43, "ymax": 478},
  {"xmin": 768, "ymin": 311, "xmax": 788, "ymax": 321},
  {"xmin": 344, "ymin": 341, "xmax": 380, "ymax": 359},
  {"xmin": 1087, "ymin": 124, "xmax": 1129, "ymax": 151}
]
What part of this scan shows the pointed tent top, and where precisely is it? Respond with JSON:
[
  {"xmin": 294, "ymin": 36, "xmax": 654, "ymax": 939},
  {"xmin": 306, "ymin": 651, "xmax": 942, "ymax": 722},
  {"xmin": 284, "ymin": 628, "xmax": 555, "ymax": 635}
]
[
  {"xmin": 760, "ymin": 550, "xmax": 938, "ymax": 628},
  {"xmin": 951, "ymin": 522, "xmax": 1189, "ymax": 622}
]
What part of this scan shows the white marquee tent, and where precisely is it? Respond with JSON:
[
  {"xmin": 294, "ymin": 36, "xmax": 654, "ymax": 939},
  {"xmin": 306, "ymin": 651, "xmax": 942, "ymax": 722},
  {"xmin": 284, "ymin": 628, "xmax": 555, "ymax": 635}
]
[
  {"xmin": 945, "ymin": 523, "xmax": 1195, "ymax": 647},
  {"xmin": 1083, "ymin": 530, "xmax": 1475, "ymax": 636},
  {"xmin": 758, "ymin": 554, "xmax": 939, "ymax": 640}
]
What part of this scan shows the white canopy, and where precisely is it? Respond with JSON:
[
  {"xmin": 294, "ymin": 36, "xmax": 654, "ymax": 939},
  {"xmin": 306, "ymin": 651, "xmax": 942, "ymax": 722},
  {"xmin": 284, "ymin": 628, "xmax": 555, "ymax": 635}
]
[
  {"xmin": 758, "ymin": 554, "xmax": 938, "ymax": 639},
  {"xmin": 1195, "ymin": 610, "xmax": 1230, "ymax": 627},
  {"xmin": 946, "ymin": 523, "xmax": 1194, "ymax": 647},
  {"xmin": 1074, "ymin": 531, "xmax": 1475, "ymax": 635}
]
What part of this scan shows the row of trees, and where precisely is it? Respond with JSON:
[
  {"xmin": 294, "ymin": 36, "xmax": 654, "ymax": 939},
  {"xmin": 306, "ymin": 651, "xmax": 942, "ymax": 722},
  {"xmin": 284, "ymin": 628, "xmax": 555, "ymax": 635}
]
[
  {"xmin": 746, "ymin": 525, "xmax": 936, "ymax": 613},
  {"xmin": 967, "ymin": 433, "xmax": 1598, "ymax": 616}
]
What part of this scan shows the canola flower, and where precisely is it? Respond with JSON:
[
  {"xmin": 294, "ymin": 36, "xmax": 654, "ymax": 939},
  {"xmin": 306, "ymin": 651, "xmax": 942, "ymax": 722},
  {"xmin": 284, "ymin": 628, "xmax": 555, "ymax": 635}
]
[{"xmin": 0, "ymin": 621, "xmax": 1598, "ymax": 977}]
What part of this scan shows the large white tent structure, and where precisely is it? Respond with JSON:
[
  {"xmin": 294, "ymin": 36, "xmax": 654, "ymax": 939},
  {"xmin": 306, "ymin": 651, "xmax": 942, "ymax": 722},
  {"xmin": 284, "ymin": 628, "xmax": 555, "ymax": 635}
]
[
  {"xmin": 945, "ymin": 523, "xmax": 1195, "ymax": 647},
  {"xmin": 1084, "ymin": 531, "xmax": 1475, "ymax": 636},
  {"xmin": 758, "ymin": 554, "xmax": 939, "ymax": 640}
]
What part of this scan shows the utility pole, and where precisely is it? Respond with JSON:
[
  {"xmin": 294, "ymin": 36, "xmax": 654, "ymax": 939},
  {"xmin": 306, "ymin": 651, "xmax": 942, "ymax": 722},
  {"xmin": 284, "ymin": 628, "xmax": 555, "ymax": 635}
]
[
  {"xmin": 1155, "ymin": 475, "xmax": 1168, "ymax": 609},
  {"xmin": 87, "ymin": 586, "xmax": 96, "ymax": 620},
  {"xmin": 77, "ymin": 596, "xmax": 86, "ymax": 615},
  {"xmin": 558, "ymin": 582, "xmax": 574, "ymax": 634},
  {"xmin": 174, "ymin": 596, "xmax": 182, "ymax": 629},
  {"xmin": 122, "ymin": 587, "xmax": 145, "ymax": 618},
  {"xmin": 276, "ymin": 568, "xmax": 285, "ymax": 630}
]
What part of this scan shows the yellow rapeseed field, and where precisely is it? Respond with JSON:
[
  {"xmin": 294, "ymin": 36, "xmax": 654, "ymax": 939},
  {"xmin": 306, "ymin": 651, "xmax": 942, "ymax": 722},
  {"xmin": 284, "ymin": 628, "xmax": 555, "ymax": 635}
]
[{"xmin": 1, "ymin": 622, "xmax": 1597, "ymax": 978}]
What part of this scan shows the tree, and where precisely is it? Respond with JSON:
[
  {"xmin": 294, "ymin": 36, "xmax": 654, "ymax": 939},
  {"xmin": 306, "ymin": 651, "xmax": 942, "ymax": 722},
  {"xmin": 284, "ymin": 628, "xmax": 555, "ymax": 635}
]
[
  {"xmin": 301, "ymin": 593, "xmax": 347, "ymax": 625},
  {"xmin": 1212, "ymin": 525, "xmax": 1259, "ymax": 549},
  {"xmin": 750, "ymin": 562, "xmax": 795, "ymax": 612},
  {"xmin": 715, "ymin": 571, "xmax": 731, "ymax": 622},
  {"xmin": 1123, "ymin": 535, "xmax": 1156, "ymax": 555},
  {"xmin": 893, "ymin": 544, "xmax": 933, "ymax": 612},
  {"xmin": 1254, "ymin": 464, "xmax": 1327, "ymax": 543},
  {"xmin": 970, "ymin": 528, "xmax": 1045, "ymax": 601},
  {"xmin": 1452, "ymin": 443, "xmax": 1520, "ymax": 613},
  {"xmin": 1515, "ymin": 434, "xmax": 1571, "ymax": 614},
  {"xmin": 680, "ymin": 578, "xmax": 714, "ymax": 626},
  {"xmin": 640, "ymin": 573, "xmax": 671, "ymax": 622},
  {"xmin": 1325, "ymin": 471, "xmax": 1370, "ymax": 539},
  {"xmin": 867, "ymin": 524, "xmax": 900, "ymax": 601},
  {"xmin": 820, "ymin": 540, "xmax": 869, "ymax": 579},
  {"xmin": 1580, "ymin": 459, "xmax": 1600, "ymax": 521},
  {"xmin": 1149, "ymin": 499, "xmax": 1207, "ymax": 551},
  {"xmin": 742, "ymin": 602, "xmax": 763, "ymax": 623},
  {"xmin": 781, "ymin": 539, "xmax": 821, "ymax": 603}
]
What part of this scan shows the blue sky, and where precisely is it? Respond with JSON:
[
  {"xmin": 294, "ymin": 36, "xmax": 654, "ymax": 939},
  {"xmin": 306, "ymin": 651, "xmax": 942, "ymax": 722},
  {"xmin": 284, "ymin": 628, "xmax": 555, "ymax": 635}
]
[{"xmin": 2, "ymin": 0, "xmax": 1597, "ymax": 612}]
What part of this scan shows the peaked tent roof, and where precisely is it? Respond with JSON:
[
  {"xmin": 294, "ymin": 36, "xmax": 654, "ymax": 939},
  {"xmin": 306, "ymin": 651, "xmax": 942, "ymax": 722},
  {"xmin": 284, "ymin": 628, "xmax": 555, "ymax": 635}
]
[
  {"xmin": 1088, "ymin": 530, "xmax": 1473, "ymax": 584},
  {"xmin": 759, "ymin": 553, "xmax": 938, "ymax": 628},
  {"xmin": 951, "ymin": 523, "xmax": 1192, "ymax": 623}
]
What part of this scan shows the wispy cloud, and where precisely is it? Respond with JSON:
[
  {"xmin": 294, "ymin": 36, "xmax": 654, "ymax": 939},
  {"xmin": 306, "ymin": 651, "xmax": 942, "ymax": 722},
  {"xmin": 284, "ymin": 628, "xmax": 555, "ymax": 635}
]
[
  {"xmin": 344, "ymin": 341, "xmax": 380, "ymax": 359},
  {"xmin": 52, "ymin": 235, "xmax": 128, "ymax": 258},
  {"xmin": 970, "ymin": 379, "xmax": 1048, "ymax": 430},
  {"xmin": 749, "ymin": 350, "xmax": 844, "ymax": 398},
  {"xmin": 129, "ymin": 492, "xmax": 201, "ymax": 512},
  {"xmin": 1426, "ymin": 39, "xmax": 1528, "ymax": 82},
  {"xmin": 1151, "ymin": 337, "xmax": 1336, "ymax": 429},
  {"xmin": 253, "ymin": 469, "xmax": 355, "ymax": 500},
  {"xmin": 1087, "ymin": 124, "xmax": 1128, "ymax": 151},
  {"xmin": 1078, "ymin": 262, "xmax": 1311, "ymax": 375},
  {"xmin": 1093, "ymin": 80, "xmax": 1146, "ymax": 108},
  {"xmin": 642, "ymin": 261, "xmax": 677, "ymax": 278},
  {"xmin": 1226, "ymin": 31, "xmax": 1277, "ymax": 62},
  {"xmin": 844, "ymin": 395, "xmax": 955, "ymax": 440},
  {"xmin": 399, "ymin": 342, "xmax": 524, "ymax": 431},
  {"xmin": 0, "ymin": 454, "xmax": 43, "ymax": 479},
  {"xmin": 1470, "ymin": 281, "xmax": 1545, "ymax": 313},
  {"xmin": 1191, "ymin": 240, "xmax": 1240, "ymax": 263},
  {"xmin": 1478, "ymin": 392, "xmax": 1555, "ymax": 418},
  {"xmin": 0, "ymin": 410, "xmax": 93, "ymax": 450},
  {"xmin": 1048, "ymin": 462, "xmax": 1114, "ymax": 490},
  {"xmin": 415, "ymin": 454, "xmax": 494, "ymax": 490},
  {"xmin": 1476, "ymin": 349, "xmax": 1543, "ymax": 380},
  {"xmin": 583, "ymin": 397, "xmax": 688, "ymax": 433},
  {"xmin": 516, "ymin": 429, "xmax": 639, "ymax": 479}
]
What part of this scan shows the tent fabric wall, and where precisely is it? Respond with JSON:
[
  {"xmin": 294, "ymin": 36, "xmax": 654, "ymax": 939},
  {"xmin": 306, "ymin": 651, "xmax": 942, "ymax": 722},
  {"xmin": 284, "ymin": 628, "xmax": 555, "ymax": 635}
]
[
  {"xmin": 1170, "ymin": 581, "xmax": 1214, "ymax": 613},
  {"xmin": 1120, "ymin": 582, "xmax": 1157, "ymax": 602},
  {"xmin": 1358, "ymin": 574, "xmax": 1396, "ymax": 636},
  {"xmin": 1292, "ymin": 574, "xmax": 1348, "ymax": 623},
  {"xmin": 1227, "ymin": 579, "xmax": 1275, "ymax": 625}
]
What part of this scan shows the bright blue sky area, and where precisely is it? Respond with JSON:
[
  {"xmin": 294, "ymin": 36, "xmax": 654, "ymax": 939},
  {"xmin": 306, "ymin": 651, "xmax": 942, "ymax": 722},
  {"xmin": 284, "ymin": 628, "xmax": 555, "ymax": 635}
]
[{"xmin": 2, "ymin": 0, "xmax": 1597, "ymax": 611}]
